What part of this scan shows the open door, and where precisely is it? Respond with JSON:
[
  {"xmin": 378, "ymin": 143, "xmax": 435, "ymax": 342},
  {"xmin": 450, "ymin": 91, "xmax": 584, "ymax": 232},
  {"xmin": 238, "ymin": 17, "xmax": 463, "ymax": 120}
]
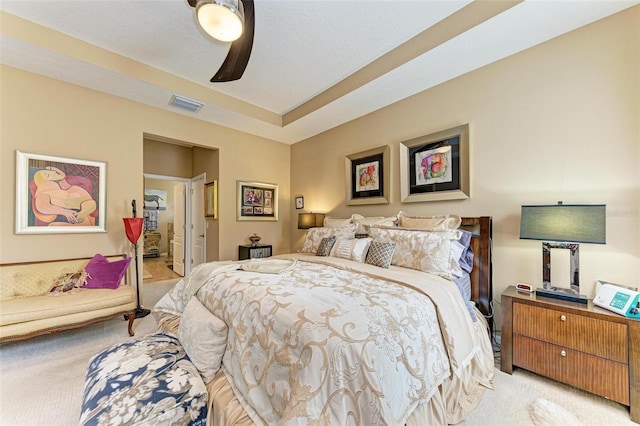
[{"xmin": 173, "ymin": 182, "xmax": 186, "ymax": 276}]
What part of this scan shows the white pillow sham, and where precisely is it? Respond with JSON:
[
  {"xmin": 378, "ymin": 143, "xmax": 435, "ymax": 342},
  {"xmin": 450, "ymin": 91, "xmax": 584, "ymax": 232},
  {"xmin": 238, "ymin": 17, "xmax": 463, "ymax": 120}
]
[
  {"xmin": 350, "ymin": 214, "xmax": 397, "ymax": 234},
  {"xmin": 397, "ymin": 211, "xmax": 462, "ymax": 230},
  {"xmin": 368, "ymin": 226, "xmax": 462, "ymax": 279},
  {"xmin": 300, "ymin": 226, "xmax": 357, "ymax": 254},
  {"xmin": 323, "ymin": 216, "xmax": 354, "ymax": 228},
  {"xmin": 178, "ymin": 297, "xmax": 228, "ymax": 383}
]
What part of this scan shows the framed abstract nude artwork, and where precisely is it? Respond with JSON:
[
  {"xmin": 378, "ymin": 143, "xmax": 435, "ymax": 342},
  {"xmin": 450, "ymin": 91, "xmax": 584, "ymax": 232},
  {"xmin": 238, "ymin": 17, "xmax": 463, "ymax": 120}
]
[
  {"xmin": 15, "ymin": 151, "xmax": 107, "ymax": 234},
  {"xmin": 236, "ymin": 180, "xmax": 278, "ymax": 221},
  {"xmin": 344, "ymin": 145, "xmax": 390, "ymax": 205},
  {"xmin": 399, "ymin": 124, "xmax": 469, "ymax": 203}
]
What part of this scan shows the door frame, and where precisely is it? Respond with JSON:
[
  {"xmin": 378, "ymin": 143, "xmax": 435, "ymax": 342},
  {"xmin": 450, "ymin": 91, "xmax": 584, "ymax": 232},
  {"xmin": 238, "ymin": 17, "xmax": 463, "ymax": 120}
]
[{"xmin": 144, "ymin": 173, "xmax": 194, "ymax": 275}]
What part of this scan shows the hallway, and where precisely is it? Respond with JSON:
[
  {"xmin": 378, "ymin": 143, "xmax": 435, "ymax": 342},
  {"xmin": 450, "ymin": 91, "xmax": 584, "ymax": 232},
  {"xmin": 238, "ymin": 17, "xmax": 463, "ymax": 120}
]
[{"xmin": 142, "ymin": 255, "xmax": 181, "ymax": 283}]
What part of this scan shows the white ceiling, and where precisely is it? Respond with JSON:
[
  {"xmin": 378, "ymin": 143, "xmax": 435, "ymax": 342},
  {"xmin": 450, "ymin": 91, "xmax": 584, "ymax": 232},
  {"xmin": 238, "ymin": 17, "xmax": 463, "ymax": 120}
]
[{"xmin": 1, "ymin": 0, "xmax": 637, "ymax": 144}]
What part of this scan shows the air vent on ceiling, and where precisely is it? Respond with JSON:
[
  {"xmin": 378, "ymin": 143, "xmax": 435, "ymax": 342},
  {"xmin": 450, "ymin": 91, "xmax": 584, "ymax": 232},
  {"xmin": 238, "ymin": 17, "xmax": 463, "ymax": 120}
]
[{"xmin": 169, "ymin": 94, "xmax": 203, "ymax": 113}]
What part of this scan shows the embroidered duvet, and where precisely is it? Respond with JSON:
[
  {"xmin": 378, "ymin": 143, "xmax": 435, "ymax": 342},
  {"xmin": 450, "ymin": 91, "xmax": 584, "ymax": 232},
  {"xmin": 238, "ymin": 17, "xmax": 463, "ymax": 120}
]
[{"xmin": 154, "ymin": 254, "xmax": 480, "ymax": 425}]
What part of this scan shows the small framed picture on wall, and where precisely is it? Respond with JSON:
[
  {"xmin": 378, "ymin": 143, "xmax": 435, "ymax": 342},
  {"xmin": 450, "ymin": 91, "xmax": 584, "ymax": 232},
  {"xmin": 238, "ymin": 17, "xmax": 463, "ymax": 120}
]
[{"xmin": 295, "ymin": 195, "xmax": 304, "ymax": 209}]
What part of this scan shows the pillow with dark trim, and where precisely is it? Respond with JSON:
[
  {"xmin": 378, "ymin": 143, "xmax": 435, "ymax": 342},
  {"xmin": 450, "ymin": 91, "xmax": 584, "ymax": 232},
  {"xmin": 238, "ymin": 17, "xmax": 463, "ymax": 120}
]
[
  {"xmin": 316, "ymin": 236, "xmax": 336, "ymax": 256},
  {"xmin": 365, "ymin": 241, "xmax": 396, "ymax": 268},
  {"xmin": 82, "ymin": 254, "xmax": 131, "ymax": 289}
]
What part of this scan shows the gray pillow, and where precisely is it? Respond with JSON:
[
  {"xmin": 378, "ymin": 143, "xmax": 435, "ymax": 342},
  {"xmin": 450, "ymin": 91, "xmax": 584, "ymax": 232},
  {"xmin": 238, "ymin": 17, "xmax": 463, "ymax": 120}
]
[
  {"xmin": 316, "ymin": 236, "xmax": 336, "ymax": 256},
  {"xmin": 365, "ymin": 241, "xmax": 396, "ymax": 268}
]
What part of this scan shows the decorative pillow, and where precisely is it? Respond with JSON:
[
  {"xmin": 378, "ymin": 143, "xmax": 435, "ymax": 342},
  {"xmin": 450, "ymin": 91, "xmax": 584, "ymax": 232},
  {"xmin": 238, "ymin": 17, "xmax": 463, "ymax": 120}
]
[
  {"xmin": 456, "ymin": 229, "xmax": 475, "ymax": 273},
  {"xmin": 179, "ymin": 297, "xmax": 228, "ymax": 383},
  {"xmin": 397, "ymin": 211, "xmax": 462, "ymax": 230},
  {"xmin": 330, "ymin": 237, "xmax": 372, "ymax": 262},
  {"xmin": 316, "ymin": 236, "xmax": 336, "ymax": 256},
  {"xmin": 50, "ymin": 270, "xmax": 89, "ymax": 294},
  {"xmin": 368, "ymin": 226, "xmax": 461, "ymax": 279},
  {"xmin": 323, "ymin": 216, "xmax": 353, "ymax": 228},
  {"xmin": 365, "ymin": 241, "xmax": 396, "ymax": 268},
  {"xmin": 82, "ymin": 254, "xmax": 131, "ymax": 289},
  {"xmin": 300, "ymin": 226, "xmax": 356, "ymax": 254},
  {"xmin": 351, "ymin": 214, "xmax": 397, "ymax": 235}
]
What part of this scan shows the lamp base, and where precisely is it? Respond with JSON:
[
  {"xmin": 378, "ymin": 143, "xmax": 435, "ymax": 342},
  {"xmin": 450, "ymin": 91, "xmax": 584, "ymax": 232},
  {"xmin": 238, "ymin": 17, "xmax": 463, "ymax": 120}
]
[
  {"xmin": 134, "ymin": 307, "xmax": 151, "ymax": 318},
  {"xmin": 535, "ymin": 287, "xmax": 588, "ymax": 304}
]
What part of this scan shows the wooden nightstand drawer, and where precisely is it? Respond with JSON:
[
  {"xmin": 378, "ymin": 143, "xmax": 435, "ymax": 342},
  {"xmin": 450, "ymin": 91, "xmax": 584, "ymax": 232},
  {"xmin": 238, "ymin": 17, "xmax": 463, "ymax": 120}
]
[
  {"xmin": 514, "ymin": 335, "xmax": 630, "ymax": 405},
  {"xmin": 514, "ymin": 303, "xmax": 628, "ymax": 363}
]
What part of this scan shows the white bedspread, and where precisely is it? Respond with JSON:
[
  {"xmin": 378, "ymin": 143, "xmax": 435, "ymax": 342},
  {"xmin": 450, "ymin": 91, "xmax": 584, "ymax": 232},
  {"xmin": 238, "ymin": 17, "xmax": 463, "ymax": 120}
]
[{"xmin": 154, "ymin": 254, "xmax": 481, "ymax": 425}]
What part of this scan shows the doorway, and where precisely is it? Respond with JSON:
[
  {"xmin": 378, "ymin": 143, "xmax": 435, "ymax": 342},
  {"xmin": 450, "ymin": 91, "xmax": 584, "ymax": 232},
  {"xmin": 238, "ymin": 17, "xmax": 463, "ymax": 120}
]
[{"xmin": 143, "ymin": 135, "xmax": 220, "ymax": 281}]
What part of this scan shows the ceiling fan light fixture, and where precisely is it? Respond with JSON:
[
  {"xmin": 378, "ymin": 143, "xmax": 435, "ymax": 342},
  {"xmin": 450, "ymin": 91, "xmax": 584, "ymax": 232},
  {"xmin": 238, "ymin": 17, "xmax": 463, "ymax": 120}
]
[{"xmin": 196, "ymin": 0, "xmax": 244, "ymax": 42}]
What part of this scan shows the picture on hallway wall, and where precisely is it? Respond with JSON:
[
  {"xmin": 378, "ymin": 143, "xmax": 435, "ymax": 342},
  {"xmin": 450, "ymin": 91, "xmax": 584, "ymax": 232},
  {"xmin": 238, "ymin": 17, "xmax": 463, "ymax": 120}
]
[
  {"xmin": 15, "ymin": 150, "xmax": 106, "ymax": 234},
  {"xmin": 144, "ymin": 189, "xmax": 167, "ymax": 210}
]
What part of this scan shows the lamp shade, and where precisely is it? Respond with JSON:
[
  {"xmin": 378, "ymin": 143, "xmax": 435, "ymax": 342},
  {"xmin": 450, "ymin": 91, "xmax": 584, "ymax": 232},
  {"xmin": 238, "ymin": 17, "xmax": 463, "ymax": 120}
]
[
  {"xmin": 298, "ymin": 213, "xmax": 325, "ymax": 229},
  {"xmin": 123, "ymin": 218, "xmax": 144, "ymax": 244},
  {"xmin": 196, "ymin": 0, "xmax": 244, "ymax": 42},
  {"xmin": 520, "ymin": 204, "xmax": 606, "ymax": 244}
]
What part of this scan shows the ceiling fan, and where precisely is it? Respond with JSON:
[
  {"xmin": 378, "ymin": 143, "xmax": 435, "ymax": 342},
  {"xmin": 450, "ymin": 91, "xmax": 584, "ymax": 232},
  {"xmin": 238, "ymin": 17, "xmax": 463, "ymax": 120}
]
[{"xmin": 187, "ymin": 0, "xmax": 255, "ymax": 82}]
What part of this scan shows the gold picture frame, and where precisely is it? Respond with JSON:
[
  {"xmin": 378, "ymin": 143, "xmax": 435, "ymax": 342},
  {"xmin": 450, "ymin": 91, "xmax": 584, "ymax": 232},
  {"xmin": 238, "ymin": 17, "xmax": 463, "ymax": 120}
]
[
  {"xmin": 399, "ymin": 124, "xmax": 470, "ymax": 203},
  {"xmin": 344, "ymin": 145, "xmax": 390, "ymax": 206},
  {"xmin": 236, "ymin": 180, "xmax": 278, "ymax": 221},
  {"xmin": 204, "ymin": 180, "xmax": 218, "ymax": 219}
]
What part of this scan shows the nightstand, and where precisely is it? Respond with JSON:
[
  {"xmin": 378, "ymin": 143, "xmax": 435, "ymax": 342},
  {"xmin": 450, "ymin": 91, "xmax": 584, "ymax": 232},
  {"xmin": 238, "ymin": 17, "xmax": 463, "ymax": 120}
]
[
  {"xmin": 501, "ymin": 286, "xmax": 639, "ymax": 423},
  {"xmin": 238, "ymin": 244, "xmax": 272, "ymax": 260}
]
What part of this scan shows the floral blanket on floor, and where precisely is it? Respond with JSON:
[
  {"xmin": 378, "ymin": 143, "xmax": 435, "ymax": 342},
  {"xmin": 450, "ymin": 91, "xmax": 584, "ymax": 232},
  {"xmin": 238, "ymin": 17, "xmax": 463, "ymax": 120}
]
[{"xmin": 79, "ymin": 332, "xmax": 207, "ymax": 426}]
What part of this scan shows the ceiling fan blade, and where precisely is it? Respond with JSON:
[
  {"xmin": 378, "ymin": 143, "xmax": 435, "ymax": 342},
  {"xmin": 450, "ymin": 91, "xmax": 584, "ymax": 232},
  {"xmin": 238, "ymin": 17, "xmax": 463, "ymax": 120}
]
[{"xmin": 210, "ymin": 0, "xmax": 254, "ymax": 82}]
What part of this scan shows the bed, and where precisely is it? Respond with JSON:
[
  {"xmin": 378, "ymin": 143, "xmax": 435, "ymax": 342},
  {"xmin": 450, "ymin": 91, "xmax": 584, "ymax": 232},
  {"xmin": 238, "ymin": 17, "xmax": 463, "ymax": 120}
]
[{"xmin": 153, "ymin": 216, "xmax": 494, "ymax": 425}]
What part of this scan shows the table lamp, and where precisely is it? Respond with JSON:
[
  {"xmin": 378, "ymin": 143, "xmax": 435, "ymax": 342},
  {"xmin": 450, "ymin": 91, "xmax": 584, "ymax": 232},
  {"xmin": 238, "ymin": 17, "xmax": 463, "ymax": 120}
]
[
  {"xmin": 520, "ymin": 202, "xmax": 606, "ymax": 303},
  {"xmin": 298, "ymin": 212, "xmax": 325, "ymax": 229}
]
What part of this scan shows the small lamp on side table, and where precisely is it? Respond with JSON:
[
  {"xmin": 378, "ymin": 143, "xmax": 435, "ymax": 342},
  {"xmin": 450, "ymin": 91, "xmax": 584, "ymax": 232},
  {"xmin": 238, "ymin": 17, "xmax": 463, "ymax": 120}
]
[
  {"xmin": 519, "ymin": 202, "xmax": 606, "ymax": 304},
  {"xmin": 297, "ymin": 212, "xmax": 325, "ymax": 229}
]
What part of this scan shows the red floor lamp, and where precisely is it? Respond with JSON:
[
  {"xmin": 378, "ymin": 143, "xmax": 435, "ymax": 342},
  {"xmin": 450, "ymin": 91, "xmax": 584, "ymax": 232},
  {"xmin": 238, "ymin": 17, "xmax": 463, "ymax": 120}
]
[{"xmin": 123, "ymin": 200, "xmax": 151, "ymax": 318}]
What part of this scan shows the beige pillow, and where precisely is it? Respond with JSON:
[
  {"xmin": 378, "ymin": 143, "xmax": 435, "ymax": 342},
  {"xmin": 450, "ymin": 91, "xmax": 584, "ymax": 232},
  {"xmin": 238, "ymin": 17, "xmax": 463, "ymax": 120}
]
[
  {"xmin": 178, "ymin": 297, "xmax": 228, "ymax": 383},
  {"xmin": 300, "ymin": 226, "xmax": 357, "ymax": 253},
  {"xmin": 330, "ymin": 237, "xmax": 372, "ymax": 263},
  {"xmin": 350, "ymin": 214, "xmax": 397, "ymax": 234},
  {"xmin": 323, "ymin": 216, "xmax": 353, "ymax": 228},
  {"xmin": 397, "ymin": 211, "xmax": 462, "ymax": 230},
  {"xmin": 368, "ymin": 226, "xmax": 461, "ymax": 279}
]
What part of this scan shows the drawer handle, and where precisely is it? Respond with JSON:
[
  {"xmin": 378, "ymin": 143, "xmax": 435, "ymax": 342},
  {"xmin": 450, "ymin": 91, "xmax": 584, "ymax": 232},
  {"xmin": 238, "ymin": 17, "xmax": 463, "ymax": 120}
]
[
  {"xmin": 560, "ymin": 315, "xmax": 566, "ymax": 322},
  {"xmin": 560, "ymin": 350, "xmax": 567, "ymax": 357}
]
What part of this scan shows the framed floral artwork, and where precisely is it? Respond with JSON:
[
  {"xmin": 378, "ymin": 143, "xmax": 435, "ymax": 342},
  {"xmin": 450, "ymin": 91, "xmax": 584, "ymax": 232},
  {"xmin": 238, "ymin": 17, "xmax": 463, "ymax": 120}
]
[
  {"xmin": 236, "ymin": 180, "xmax": 278, "ymax": 221},
  {"xmin": 399, "ymin": 124, "xmax": 469, "ymax": 203},
  {"xmin": 344, "ymin": 145, "xmax": 390, "ymax": 205},
  {"xmin": 15, "ymin": 151, "xmax": 107, "ymax": 234}
]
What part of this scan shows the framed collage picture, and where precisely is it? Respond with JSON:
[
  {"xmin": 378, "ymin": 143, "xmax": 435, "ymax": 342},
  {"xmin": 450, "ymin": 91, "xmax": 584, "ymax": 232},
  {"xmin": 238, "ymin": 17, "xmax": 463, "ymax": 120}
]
[
  {"xmin": 399, "ymin": 124, "xmax": 469, "ymax": 203},
  {"xmin": 344, "ymin": 145, "xmax": 390, "ymax": 205},
  {"xmin": 236, "ymin": 180, "xmax": 278, "ymax": 221},
  {"xmin": 15, "ymin": 150, "xmax": 107, "ymax": 234}
]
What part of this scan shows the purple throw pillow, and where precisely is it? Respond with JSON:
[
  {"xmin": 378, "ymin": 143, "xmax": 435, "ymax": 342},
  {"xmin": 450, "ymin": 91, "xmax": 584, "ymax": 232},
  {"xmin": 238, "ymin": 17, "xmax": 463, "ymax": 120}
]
[{"xmin": 82, "ymin": 254, "xmax": 131, "ymax": 289}]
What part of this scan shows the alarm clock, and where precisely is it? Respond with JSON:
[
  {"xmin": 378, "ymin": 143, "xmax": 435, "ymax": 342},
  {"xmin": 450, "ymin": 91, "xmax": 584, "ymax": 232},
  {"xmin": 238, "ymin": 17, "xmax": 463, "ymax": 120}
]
[{"xmin": 516, "ymin": 282, "xmax": 534, "ymax": 293}]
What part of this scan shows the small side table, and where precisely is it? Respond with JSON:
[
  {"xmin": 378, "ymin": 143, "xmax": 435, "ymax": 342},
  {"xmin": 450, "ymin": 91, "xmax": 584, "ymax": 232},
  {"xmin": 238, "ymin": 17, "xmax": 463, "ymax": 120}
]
[{"xmin": 238, "ymin": 244, "xmax": 272, "ymax": 260}]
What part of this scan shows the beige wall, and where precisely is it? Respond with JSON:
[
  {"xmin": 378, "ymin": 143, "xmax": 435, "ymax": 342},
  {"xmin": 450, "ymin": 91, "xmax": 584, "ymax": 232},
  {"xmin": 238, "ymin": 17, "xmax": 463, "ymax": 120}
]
[
  {"xmin": 290, "ymin": 6, "xmax": 640, "ymax": 330},
  {"xmin": 0, "ymin": 66, "xmax": 291, "ymax": 264}
]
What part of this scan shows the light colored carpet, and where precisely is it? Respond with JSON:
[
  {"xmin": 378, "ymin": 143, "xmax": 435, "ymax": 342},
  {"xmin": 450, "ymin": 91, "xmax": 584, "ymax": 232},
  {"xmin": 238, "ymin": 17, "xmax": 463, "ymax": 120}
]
[
  {"xmin": 0, "ymin": 279, "xmax": 635, "ymax": 426},
  {"xmin": 0, "ymin": 279, "xmax": 178, "ymax": 426}
]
